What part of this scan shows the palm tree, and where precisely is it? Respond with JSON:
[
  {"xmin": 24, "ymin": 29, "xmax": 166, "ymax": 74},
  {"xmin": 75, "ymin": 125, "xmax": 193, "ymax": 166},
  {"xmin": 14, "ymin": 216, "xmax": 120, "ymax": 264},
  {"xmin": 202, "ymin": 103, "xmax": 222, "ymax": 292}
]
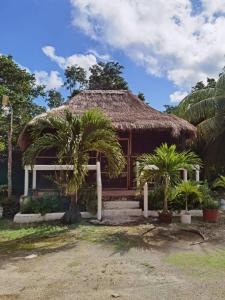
[
  {"xmin": 23, "ymin": 109, "xmax": 126, "ymax": 223},
  {"xmin": 137, "ymin": 144, "xmax": 201, "ymax": 214},
  {"xmin": 175, "ymin": 181, "xmax": 203, "ymax": 213},
  {"xmin": 176, "ymin": 72, "xmax": 225, "ymax": 168}
]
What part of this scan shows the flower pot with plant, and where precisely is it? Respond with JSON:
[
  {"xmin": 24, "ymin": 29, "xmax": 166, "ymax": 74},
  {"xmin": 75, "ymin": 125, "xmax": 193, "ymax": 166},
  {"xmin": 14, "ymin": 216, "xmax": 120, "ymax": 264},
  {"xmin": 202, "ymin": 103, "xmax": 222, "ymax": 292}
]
[
  {"xmin": 202, "ymin": 196, "xmax": 219, "ymax": 222},
  {"xmin": 175, "ymin": 181, "xmax": 203, "ymax": 224}
]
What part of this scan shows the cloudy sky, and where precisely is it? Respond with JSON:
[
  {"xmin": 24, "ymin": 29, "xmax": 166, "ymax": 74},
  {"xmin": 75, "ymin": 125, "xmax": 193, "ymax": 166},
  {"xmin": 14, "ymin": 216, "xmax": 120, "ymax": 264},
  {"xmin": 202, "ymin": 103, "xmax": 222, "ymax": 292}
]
[{"xmin": 1, "ymin": 0, "xmax": 225, "ymax": 110}]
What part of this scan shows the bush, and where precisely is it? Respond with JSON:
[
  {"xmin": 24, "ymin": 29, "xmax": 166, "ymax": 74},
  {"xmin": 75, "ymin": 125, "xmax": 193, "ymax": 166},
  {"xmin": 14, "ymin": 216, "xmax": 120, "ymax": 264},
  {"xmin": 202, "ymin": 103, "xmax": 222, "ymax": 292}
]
[
  {"xmin": 21, "ymin": 193, "xmax": 70, "ymax": 215},
  {"xmin": 2, "ymin": 196, "xmax": 20, "ymax": 219},
  {"xmin": 148, "ymin": 186, "xmax": 164, "ymax": 210},
  {"xmin": 79, "ymin": 184, "xmax": 97, "ymax": 214}
]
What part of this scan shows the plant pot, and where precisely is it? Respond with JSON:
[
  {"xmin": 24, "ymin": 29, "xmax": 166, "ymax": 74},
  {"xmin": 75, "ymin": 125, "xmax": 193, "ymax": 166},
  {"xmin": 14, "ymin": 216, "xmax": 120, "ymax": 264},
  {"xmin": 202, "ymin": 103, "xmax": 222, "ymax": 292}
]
[
  {"xmin": 203, "ymin": 208, "xmax": 219, "ymax": 223},
  {"xmin": 158, "ymin": 211, "xmax": 172, "ymax": 224},
  {"xmin": 180, "ymin": 213, "xmax": 191, "ymax": 224}
]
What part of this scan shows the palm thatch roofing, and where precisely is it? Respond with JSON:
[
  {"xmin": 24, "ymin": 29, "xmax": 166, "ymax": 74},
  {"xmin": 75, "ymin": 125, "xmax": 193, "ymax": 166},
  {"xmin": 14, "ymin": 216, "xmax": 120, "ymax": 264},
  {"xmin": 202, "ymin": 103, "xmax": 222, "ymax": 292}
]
[{"xmin": 18, "ymin": 90, "xmax": 196, "ymax": 151}]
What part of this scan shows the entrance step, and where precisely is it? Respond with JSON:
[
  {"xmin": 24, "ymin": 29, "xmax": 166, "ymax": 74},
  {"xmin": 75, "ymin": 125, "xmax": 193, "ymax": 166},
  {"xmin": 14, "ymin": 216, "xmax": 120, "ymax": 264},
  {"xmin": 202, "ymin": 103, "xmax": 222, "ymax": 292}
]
[
  {"xmin": 103, "ymin": 201, "xmax": 139, "ymax": 210},
  {"xmin": 103, "ymin": 208, "xmax": 142, "ymax": 218}
]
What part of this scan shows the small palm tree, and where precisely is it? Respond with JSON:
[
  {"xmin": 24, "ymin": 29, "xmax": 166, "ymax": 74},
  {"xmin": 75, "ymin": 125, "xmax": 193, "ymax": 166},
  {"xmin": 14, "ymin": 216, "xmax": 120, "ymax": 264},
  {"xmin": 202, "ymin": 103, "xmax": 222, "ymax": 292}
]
[
  {"xmin": 137, "ymin": 144, "xmax": 202, "ymax": 214},
  {"xmin": 23, "ymin": 109, "xmax": 126, "ymax": 223},
  {"xmin": 175, "ymin": 181, "xmax": 203, "ymax": 213}
]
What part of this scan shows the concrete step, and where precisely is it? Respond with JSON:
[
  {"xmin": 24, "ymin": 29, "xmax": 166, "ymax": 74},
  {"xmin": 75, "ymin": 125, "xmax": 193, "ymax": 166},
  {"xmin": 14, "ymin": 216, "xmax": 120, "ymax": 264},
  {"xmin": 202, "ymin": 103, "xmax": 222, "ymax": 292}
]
[
  {"xmin": 103, "ymin": 201, "xmax": 140, "ymax": 210},
  {"xmin": 103, "ymin": 208, "xmax": 142, "ymax": 218}
]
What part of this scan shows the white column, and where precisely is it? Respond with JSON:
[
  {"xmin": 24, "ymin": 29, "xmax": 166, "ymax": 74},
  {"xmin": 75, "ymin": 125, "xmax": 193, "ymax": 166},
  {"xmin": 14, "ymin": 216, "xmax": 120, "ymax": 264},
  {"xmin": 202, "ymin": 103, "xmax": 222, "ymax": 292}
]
[
  {"xmin": 24, "ymin": 166, "xmax": 29, "ymax": 196},
  {"xmin": 195, "ymin": 165, "xmax": 200, "ymax": 182},
  {"xmin": 183, "ymin": 169, "xmax": 188, "ymax": 182},
  {"xmin": 143, "ymin": 182, "xmax": 148, "ymax": 218},
  {"xmin": 32, "ymin": 169, "xmax": 37, "ymax": 190},
  {"xmin": 96, "ymin": 161, "xmax": 102, "ymax": 221}
]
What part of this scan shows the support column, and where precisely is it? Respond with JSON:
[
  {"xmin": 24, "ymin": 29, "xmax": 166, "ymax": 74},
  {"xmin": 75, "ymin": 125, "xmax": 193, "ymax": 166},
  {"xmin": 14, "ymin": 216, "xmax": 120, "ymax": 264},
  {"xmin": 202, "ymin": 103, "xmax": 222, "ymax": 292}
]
[
  {"xmin": 32, "ymin": 169, "xmax": 37, "ymax": 190},
  {"xmin": 96, "ymin": 161, "xmax": 102, "ymax": 221},
  {"xmin": 195, "ymin": 165, "xmax": 200, "ymax": 182},
  {"xmin": 183, "ymin": 169, "xmax": 188, "ymax": 182},
  {"xmin": 24, "ymin": 166, "xmax": 29, "ymax": 196},
  {"xmin": 143, "ymin": 182, "xmax": 148, "ymax": 218}
]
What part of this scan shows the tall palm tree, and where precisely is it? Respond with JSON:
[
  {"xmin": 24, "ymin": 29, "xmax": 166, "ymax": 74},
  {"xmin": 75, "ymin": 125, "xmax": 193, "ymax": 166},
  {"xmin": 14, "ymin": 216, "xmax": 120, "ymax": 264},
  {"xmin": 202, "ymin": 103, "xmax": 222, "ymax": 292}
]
[
  {"xmin": 23, "ymin": 109, "xmax": 126, "ymax": 223},
  {"xmin": 176, "ymin": 72, "xmax": 225, "ymax": 168},
  {"xmin": 137, "ymin": 144, "xmax": 201, "ymax": 213}
]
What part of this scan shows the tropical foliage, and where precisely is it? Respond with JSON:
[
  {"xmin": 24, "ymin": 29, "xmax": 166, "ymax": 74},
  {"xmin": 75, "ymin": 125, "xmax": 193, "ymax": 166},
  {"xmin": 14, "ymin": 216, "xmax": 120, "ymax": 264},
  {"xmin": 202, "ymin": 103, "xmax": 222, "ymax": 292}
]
[
  {"xmin": 23, "ymin": 109, "xmax": 126, "ymax": 223},
  {"xmin": 213, "ymin": 175, "xmax": 225, "ymax": 190},
  {"xmin": 137, "ymin": 144, "xmax": 201, "ymax": 213},
  {"xmin": 174, "ymin": 71, "xmax": 225, "ymax": 169},
  {"xmin": 174, "ymin": 181, "xmax": 203, "ymax": 212}
]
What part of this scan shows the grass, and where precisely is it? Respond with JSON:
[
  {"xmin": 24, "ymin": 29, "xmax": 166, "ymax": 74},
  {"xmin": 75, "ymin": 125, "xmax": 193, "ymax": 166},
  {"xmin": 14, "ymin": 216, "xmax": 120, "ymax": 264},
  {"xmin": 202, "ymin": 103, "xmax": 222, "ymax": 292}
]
[
  {"xmin": 167, "ymin": 250, "xmax": 225, "ymax": 270},
  {"xmin": 0, "ymin": 219, "xmax": 153, "ymax": 254},
  {"xmin": 0, "ymin": 219, "xmax": 68, "ymax": 242}
]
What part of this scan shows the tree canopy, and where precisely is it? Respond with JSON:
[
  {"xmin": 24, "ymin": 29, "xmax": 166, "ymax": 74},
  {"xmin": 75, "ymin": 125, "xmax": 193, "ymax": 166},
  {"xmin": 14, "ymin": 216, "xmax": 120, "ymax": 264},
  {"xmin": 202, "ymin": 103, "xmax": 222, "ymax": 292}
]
[
  {"xmin": 63, "ymin": 61, "xmax": 128, "ymax": 97},
  {"xmin": 0, "ymin": 55, "xmax": 45, "ymax": 157}
]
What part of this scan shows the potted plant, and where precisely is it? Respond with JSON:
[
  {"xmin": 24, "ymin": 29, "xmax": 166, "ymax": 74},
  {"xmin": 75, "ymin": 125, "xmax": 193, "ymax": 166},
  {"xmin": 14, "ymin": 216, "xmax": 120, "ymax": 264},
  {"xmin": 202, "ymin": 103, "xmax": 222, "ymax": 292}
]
[
  {"xmin": 175, "ymin": 181, "xmax": 203, "ymax": 224},
  {"xmin": 202, "ymin": 196, "xmax": 219, "ymax": 222},
  {"xmin": 137, "ymin": 144, "xmax": 202, "ymax": 224}
]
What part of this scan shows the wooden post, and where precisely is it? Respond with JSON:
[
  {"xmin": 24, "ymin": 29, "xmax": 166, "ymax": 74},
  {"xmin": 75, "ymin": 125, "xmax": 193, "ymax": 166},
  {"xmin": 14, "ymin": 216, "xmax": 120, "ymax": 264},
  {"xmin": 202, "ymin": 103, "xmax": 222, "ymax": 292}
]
[
  {"xmin": 24, "ymin": 166, "xmax": 29, "ymax": 196},
  {"xmin": 144, "ymin": 182, "xmax": 148, "ymax": 218},
  {"xmin": 96, "ymin": 161, "xmax": 102, "ymax": 221},
  {"xmin": 32, "ymin": 169, "xmax": 37, "ymax": 190}
]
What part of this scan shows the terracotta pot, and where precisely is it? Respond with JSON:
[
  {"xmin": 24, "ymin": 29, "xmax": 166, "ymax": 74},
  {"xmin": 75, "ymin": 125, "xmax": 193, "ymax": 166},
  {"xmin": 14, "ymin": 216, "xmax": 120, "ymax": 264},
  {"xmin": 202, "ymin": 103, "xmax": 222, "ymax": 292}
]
[
  {"xmin": 158, "ymin": 212, "xmax": 172, "ymax": 224},
  {"xmin": 203, "ymin": 208, "xmax": 219, "ymax": 223}
]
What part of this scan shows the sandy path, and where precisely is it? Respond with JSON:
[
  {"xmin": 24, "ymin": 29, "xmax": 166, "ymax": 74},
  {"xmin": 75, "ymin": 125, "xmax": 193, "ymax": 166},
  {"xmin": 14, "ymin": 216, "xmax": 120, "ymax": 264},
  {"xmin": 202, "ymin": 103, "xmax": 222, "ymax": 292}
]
[{"xmin": 1, "ymin": 236, "xmax": 225, "ymax": 300}]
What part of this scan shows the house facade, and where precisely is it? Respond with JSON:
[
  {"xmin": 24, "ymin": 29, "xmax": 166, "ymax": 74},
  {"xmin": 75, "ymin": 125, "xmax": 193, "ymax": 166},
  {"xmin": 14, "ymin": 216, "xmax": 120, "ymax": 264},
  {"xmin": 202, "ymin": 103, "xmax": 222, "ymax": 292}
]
[{"xmin": 18, "ymin": 90, "xmax": 196, "ymax": 192}]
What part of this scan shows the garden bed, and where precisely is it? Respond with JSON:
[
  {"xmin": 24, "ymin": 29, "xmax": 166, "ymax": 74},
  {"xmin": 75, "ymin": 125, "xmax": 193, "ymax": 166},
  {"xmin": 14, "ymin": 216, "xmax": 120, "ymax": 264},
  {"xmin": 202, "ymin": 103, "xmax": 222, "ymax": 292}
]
[{"xmin": 14, "ymin": 211, "xmax": 95, "ymax": 223}]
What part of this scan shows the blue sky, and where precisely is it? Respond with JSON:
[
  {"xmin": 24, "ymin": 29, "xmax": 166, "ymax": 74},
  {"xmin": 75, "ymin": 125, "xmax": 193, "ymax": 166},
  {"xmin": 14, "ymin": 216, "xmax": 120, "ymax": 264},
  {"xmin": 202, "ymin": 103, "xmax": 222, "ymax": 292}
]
[{"xmin": 1, "ymin": 0, "xmax": 225, "ymax": 110}]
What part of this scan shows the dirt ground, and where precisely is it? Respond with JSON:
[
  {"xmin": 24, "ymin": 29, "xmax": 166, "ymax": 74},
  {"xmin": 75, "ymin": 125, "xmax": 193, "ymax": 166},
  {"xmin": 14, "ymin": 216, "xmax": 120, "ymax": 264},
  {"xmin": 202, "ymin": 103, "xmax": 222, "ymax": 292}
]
[{"xmin": 1, "ymin": 219, "xmax": 225, "ymax": 300}]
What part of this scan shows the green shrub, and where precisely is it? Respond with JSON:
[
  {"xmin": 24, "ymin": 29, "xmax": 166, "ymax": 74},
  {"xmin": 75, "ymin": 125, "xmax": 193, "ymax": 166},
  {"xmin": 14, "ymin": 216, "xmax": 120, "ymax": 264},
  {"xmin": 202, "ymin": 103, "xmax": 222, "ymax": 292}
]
[
  {"xmin": 79, "ymin": 184, "xmax": 97, "ymax": 214},
  {"xmin": 148, "ymin": 186, "xmax": 164, "ymax": 210},
  {"xmin": 203, "ymin": 196, "xmax": 219, "ymax": 209},
  {"xmin": 21, "ymin": 193, "xmax": 70, "ymax": 215}
]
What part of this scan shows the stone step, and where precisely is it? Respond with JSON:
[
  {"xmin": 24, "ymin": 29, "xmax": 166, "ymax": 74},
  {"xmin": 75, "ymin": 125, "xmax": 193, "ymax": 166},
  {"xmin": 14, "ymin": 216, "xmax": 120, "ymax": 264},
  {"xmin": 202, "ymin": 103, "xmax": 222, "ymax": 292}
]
[
  {"xmin": 103, "ymin": 201, "xmax": 140, "ymax": 210},
  {"xmin": 103, "ymin": 208, "xmax": 142, "ymax": 218}
]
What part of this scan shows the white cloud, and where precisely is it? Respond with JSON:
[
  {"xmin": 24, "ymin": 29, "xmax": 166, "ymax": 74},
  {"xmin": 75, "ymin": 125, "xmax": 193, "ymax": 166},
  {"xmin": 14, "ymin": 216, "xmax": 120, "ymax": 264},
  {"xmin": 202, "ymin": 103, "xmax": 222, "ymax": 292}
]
[
  {"xmin": 42, "ymin": 45, "xmax": 97, "ymax": 73},
  {"xmin": 35, "ymin": 70, "xmax": 63, "ymax": 90},
  {"xmin": 70, "ymin": 0, "xmax": 225, "ymax": 101},
  {"xmin": 170, "ymin": 90, "xmax": 188, "ymax": 103}
]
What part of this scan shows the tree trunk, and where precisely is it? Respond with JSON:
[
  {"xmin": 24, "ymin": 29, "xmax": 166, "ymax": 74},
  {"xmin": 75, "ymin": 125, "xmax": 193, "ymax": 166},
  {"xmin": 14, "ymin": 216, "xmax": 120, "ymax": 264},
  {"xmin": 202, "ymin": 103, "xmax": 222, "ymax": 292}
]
[
  {"xmin": 62, "ymin": 193, "xmax": 81, "ymax": 224},
  {"xmin": 163, "ymin": 176, "xmax": 168, "ymax": 213},
  {"xmin": 185, "ymin": 195, "xmax": 188, "ymax": 213},
  {"xmin": 7, "ymin": 109, "xmax": 13, "ymax": 199}
]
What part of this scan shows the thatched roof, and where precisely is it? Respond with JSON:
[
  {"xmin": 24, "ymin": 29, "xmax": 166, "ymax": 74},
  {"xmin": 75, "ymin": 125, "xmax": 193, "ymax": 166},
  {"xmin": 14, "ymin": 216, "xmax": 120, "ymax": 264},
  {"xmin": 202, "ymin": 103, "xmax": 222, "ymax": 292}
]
[{"xmin": 18, "ymin": 90, "xmax": 196, "ymax": 151}]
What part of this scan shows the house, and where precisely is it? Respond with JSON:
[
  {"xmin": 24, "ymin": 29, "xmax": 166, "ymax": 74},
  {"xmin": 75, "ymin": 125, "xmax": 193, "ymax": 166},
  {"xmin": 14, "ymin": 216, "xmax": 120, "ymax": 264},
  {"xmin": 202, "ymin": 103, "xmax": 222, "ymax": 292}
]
[
  {"xmin": 18, "ymin": 90, "xmax": 196, "ymax": 193},
  {"xmin": 18, "ymin": 90, "xmax": 196, "ymax": 191}
]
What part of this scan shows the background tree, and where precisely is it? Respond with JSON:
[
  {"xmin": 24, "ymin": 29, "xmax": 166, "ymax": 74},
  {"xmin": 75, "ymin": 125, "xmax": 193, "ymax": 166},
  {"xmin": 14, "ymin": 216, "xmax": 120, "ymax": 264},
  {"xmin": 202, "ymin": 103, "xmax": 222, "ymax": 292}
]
[
  {"xmin": 46, "ymin": 89, "xmax": 64, "ymax": 109},
  {"xmin": 192, "ymin": 81, "xmax": 205, "ymax": 92},
  {"xmin": 23, "ymin": 109, "xmax": 126, "ymax": 223},
  {"xmin": 0, "ymin": 55, "xmax": 45, "ymax": 197},
  {"xmin": 88, "ymin": 62, "xmax": 128, "ymax": 90},
  {"xmin": 138, "ymin": 92, "xmax": 145, "ymax": 102},
  {"xmin": 64, "ymin": 65, "xmax": 87, "ymax": 96},
  {"xmin": 163, "ymin": 105, "xmax": 177, "ymax": 114}
]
